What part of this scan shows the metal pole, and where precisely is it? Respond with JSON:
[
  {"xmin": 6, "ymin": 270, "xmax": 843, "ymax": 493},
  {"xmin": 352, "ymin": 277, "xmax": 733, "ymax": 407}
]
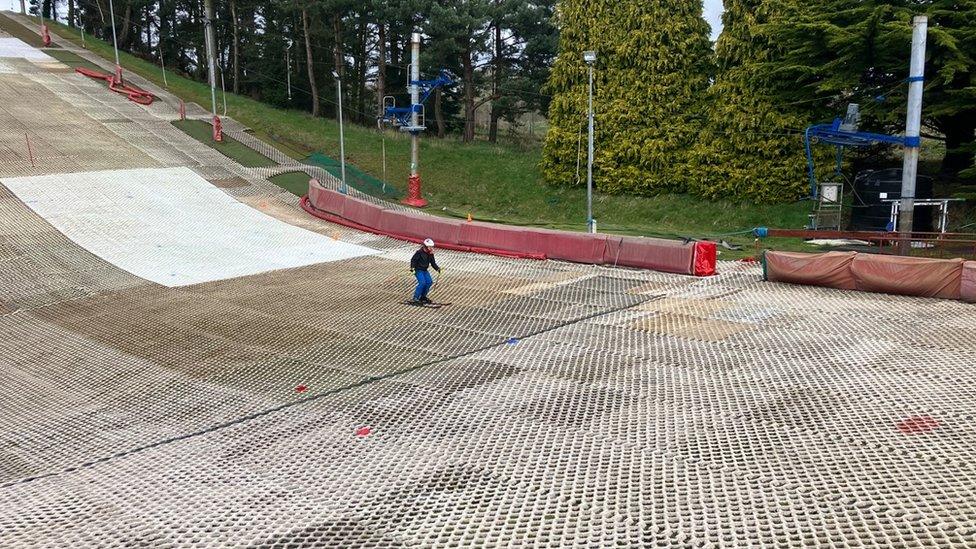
[
  {"xmin": 587, "ymin": 64, "xmax": 594, "ymax": 234},
  {"xmin": 336, "ymin": 75, "xmax": 347, "ymax": 193},
  {"xmin": 898, "ymin": 15, "xmax": 927, "ymax": 253},
  {"xmin": 219, "ymin": 66, "xmax": 227, "ymax": 115},
  {"xmin": 401, "ymin": 32, "xmax": 427, "ymax": 207},
  {"xmin": 81, "ymin": 26, "xmax": 86, "ymax": 48},
  {"xmin": 202, "ymin": 0, "xmax": 219, "ymax": 118},
  {"xmin": 158, "ymin": 44, "xmax": 168, "ymax": 87},
  {"xmin": 285, "ymin": 43, "xmax": 292, "ymax": 101},
  {"xmin": 107, "ymin": 0, "xmax": 121, "ymax": 67},
  {"xmin": 410, "ymin": 32, "xmax": 420, "ymax": 181}
]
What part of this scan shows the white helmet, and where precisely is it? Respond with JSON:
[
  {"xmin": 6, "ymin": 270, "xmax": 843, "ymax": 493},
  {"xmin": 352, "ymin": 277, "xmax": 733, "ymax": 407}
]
[{"xmin": 423, "ymin": 238, "xmax": 435, "ymax": 248}]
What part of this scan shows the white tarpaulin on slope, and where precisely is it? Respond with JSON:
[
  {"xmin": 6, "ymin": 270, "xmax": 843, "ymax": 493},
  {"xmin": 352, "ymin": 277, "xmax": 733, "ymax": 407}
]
[
  {"xmin": 2, "ymin": 167, "xmax": 377, "ymax": 286},
  {"xmin": 0, "ymin": 37, "xmax": 53, "ymax": 61}
]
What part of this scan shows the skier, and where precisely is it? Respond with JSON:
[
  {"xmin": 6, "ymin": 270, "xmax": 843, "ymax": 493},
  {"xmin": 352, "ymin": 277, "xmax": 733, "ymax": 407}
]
[{"xmin": 410, "ymin": 238, "xmax": 441, "ymax": 305}]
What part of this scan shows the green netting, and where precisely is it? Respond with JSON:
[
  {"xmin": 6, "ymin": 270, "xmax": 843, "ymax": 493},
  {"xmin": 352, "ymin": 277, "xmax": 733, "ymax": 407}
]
[{"xmin": 305, "ymin": 152, "xmax": 401, "ymax": 199}]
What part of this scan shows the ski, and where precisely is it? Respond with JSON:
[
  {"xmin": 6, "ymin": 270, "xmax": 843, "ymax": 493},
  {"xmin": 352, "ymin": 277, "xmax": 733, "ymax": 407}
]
[{"xmin": 401, "ymin": 301, "xmax": 452, "ymax": 309}]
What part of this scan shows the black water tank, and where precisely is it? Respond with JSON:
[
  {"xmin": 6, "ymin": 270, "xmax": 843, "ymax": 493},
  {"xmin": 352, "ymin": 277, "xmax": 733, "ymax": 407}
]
[{"xmin": 850, "ymin": 168, "xmax": 933, "ymax": 231}]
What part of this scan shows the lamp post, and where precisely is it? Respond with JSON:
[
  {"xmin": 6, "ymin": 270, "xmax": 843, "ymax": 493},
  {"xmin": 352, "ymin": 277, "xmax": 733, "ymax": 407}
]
[
  {"xmin": 332, "ymin": 70, "xmax": 347, "ymax": 194},
  {"xmin": 583, "ymin": 50, "xmax": 597, "ymax": 234}
]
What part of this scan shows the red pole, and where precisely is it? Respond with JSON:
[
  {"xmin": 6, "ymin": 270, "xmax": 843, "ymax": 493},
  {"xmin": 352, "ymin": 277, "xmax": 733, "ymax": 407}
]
[{"xmin": 179, "ymin": 99, "xmax": 186, "ymax": 120}]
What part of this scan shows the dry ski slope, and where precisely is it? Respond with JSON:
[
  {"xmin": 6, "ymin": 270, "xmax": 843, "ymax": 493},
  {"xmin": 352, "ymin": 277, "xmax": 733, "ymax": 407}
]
[{"xmin": 2, "ymin": 14, "xmax": 976, "ymax": 548}]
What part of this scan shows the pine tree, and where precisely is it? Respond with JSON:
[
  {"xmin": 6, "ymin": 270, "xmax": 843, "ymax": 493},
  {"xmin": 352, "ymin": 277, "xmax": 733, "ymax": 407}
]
[
  {"xmin": 762, "ymin": 0, "xmax": 976, "ymax": 186},
  {"xmin": 542, "ymin": 0, "xmax": 713, "ymax": 194},
  {"xmin": 688, "ymin": 0, "xmax": 827, "ymax": 202}
]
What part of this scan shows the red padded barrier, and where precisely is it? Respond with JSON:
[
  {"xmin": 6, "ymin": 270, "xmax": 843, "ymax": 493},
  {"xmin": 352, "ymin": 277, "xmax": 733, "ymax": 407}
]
[
  {"xmin": 458, "ymin": 222, "xmax": 542, "ymax": 255},
  {"xmin": 961, "ymin": 262, "xmax": 976, "ymax": 303},
  {"xmin": 341, "ymin": 195, "xmax": 386, "ymax": 228},
  {"xmin": 300, "ymin": 197, "xmax": 545, "ymax": 259},
  {"xmin": 377, "ymin": 209, "xmax": 462, "ymax": 244},
  {"xmin": 693, "ymin": 242, "xmax": 717, "ymax": 277},
  {"xmin": 607, "ymin": 236, "xmax": 696, "ymax": 274},
  {"xmin": 536, "ymin": 229, "xmax": 608, "ymax": 263},
  {"xmin": 302, "ymin": 188, "xmax": 706, "ymax": 275},
  {"xmin": 307, "ymin": 179, "xmax": 346, "ymax": 216},
  {"xmin": 851, "ymin": 254, "xmax": 964, "ymax": 299},
  {"xmin": 763, "ymin": 250, "xmax": 857, "ymax": 290}
]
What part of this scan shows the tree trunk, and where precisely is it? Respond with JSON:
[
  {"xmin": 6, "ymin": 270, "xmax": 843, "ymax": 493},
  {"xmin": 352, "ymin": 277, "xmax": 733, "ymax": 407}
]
[
  {"xmin": 355, "ymin": 14, "xmax": 367, "ymax": 123},
  {"xmin": 68, "ymin": 0, "xmax": 75, "ymax": 27},
  {"xmin": 940, "ymin": 113, "xmax": 976, "ymax": 180},
  {"xmin": 230, "ymin": 0, "xmax": 239, "ymax": 94},
  {"xmin": 302, "ymin": 8, "xmax": 319, "ymax": 117},
  {"xmin": 332, "ymin": 15, "xmax": 344, "ymax": 120},
  {"xmin": 145, "ymin": 5, "xmax": 152, "ymax": 52},
  {"xmin": 435, "ymin": 87, "xmax": 445, "ymax": 138},
  {"xmin": 488, "ymin": 9, "xmax": 501, "ymax": 143},
  {"xmin": 377, "ymin": 23, "xmax": 386, "ymax": 119},
  {"xmin": 119, "ymin": 3, "xmax": 133, "ymax": 49},
  {"xmin": 462, "ymin": 45, "xmax": 476, "ymax": 143},
  {"xmin": 160, "ymin": 3, "xmax": 171, "ymax": 67},
  {"xmin": 19, "ymin": 0, "xmax": 25, "ymax": 16}
]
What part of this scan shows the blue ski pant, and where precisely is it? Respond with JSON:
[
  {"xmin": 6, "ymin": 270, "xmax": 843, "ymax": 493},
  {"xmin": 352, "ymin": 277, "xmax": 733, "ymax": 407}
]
[{"xmin": 413, "ymin": 270, "xmax": 433, "ymax": 300}]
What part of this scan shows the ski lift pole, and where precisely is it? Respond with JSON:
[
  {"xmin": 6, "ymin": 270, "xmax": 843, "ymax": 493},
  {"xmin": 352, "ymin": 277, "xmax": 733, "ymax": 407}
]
[
  {"xmin": 107, "ymin": 0, "xmax": 122, "ymax": 81},
  {"xmin": 403, "ymin": 32, "xmax": 427, "ymax": 207},
  {"xmin": 202, "ymin": 0, "xmax": 221, "ymax": 141},
  {"xmin": 898, "ymin": 15, "xmax": 927, "ymax": 253},
  {"xmin": 38, "ymin": 3, "xmax": 51, "ymax": 47}
]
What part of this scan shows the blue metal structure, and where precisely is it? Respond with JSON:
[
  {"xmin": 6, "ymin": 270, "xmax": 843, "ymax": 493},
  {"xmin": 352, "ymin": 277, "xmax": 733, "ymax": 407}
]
[
  {"xmin": 381, "ymin": 70, "xmax": 454, "ymax": 132},
  {"xmin": 804, "ymin": 117, "xmax": 915, "ymax": 199}
]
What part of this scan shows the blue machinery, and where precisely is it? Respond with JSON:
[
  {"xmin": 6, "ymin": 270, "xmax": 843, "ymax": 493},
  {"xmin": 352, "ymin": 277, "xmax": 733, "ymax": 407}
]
[
  {"xmin": 380, "ymin": 70, "xmax": 454, "ymax": 132},
  {"xmin": 804, "ymin": 104, "xmax": 916, "ymax": 200}
]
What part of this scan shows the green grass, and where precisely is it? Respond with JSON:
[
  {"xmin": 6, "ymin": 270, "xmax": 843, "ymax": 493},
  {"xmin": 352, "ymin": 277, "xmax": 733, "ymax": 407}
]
[
  {"xmin": 43, "ymin": 17, "xmax": 818, "ymax": 257},
  {"xmin": 269, "ymin": 171, "xmax": 313, "ymax": 197},
  {"xmin": 42, "ymin": 49, "xmax": 103, "ymax": 72},
  {"xmin": 172, "ymin": 119, "xmax": 275, "ymax": 168}
]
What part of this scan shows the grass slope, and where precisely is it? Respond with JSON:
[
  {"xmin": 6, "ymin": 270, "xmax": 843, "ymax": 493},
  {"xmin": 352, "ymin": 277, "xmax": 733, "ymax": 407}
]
[
  {"xmin": 269, "ymin": 171, "xmax": 313, "ymax": 197},
  {"xmin": 42, "ymin": 17, "xmax": 814, "ymax": 255},
  {"xmin": 173, "ymin": 119, "xmax": 275, "ymax": 167},
  {"xmin": 42, "ymin": 49, "xmax": 104, "ymax": 72}
]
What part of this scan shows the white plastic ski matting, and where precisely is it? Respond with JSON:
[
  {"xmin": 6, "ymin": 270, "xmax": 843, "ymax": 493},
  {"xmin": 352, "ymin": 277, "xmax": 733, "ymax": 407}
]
[
  {"xmin": 0, "ymin": 37, "xmax": 53, "ymax": 61},
  {"xmin": 1, "ymin": 167, "xmax": 377, "ymax": 286}
]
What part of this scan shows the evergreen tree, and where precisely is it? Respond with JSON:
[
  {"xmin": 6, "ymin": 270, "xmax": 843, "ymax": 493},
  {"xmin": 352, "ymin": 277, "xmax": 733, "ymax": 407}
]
[
  {"xmin": 542, "ymin": 0, "xmax": 713, "ymax": 194},
  {"xmin": 765, "ymin": 0, "xmax": 976, "ymax": 185},
  {"xmin": 688, "ymin": 0, "xmax": 827, "ymax": 202}
]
